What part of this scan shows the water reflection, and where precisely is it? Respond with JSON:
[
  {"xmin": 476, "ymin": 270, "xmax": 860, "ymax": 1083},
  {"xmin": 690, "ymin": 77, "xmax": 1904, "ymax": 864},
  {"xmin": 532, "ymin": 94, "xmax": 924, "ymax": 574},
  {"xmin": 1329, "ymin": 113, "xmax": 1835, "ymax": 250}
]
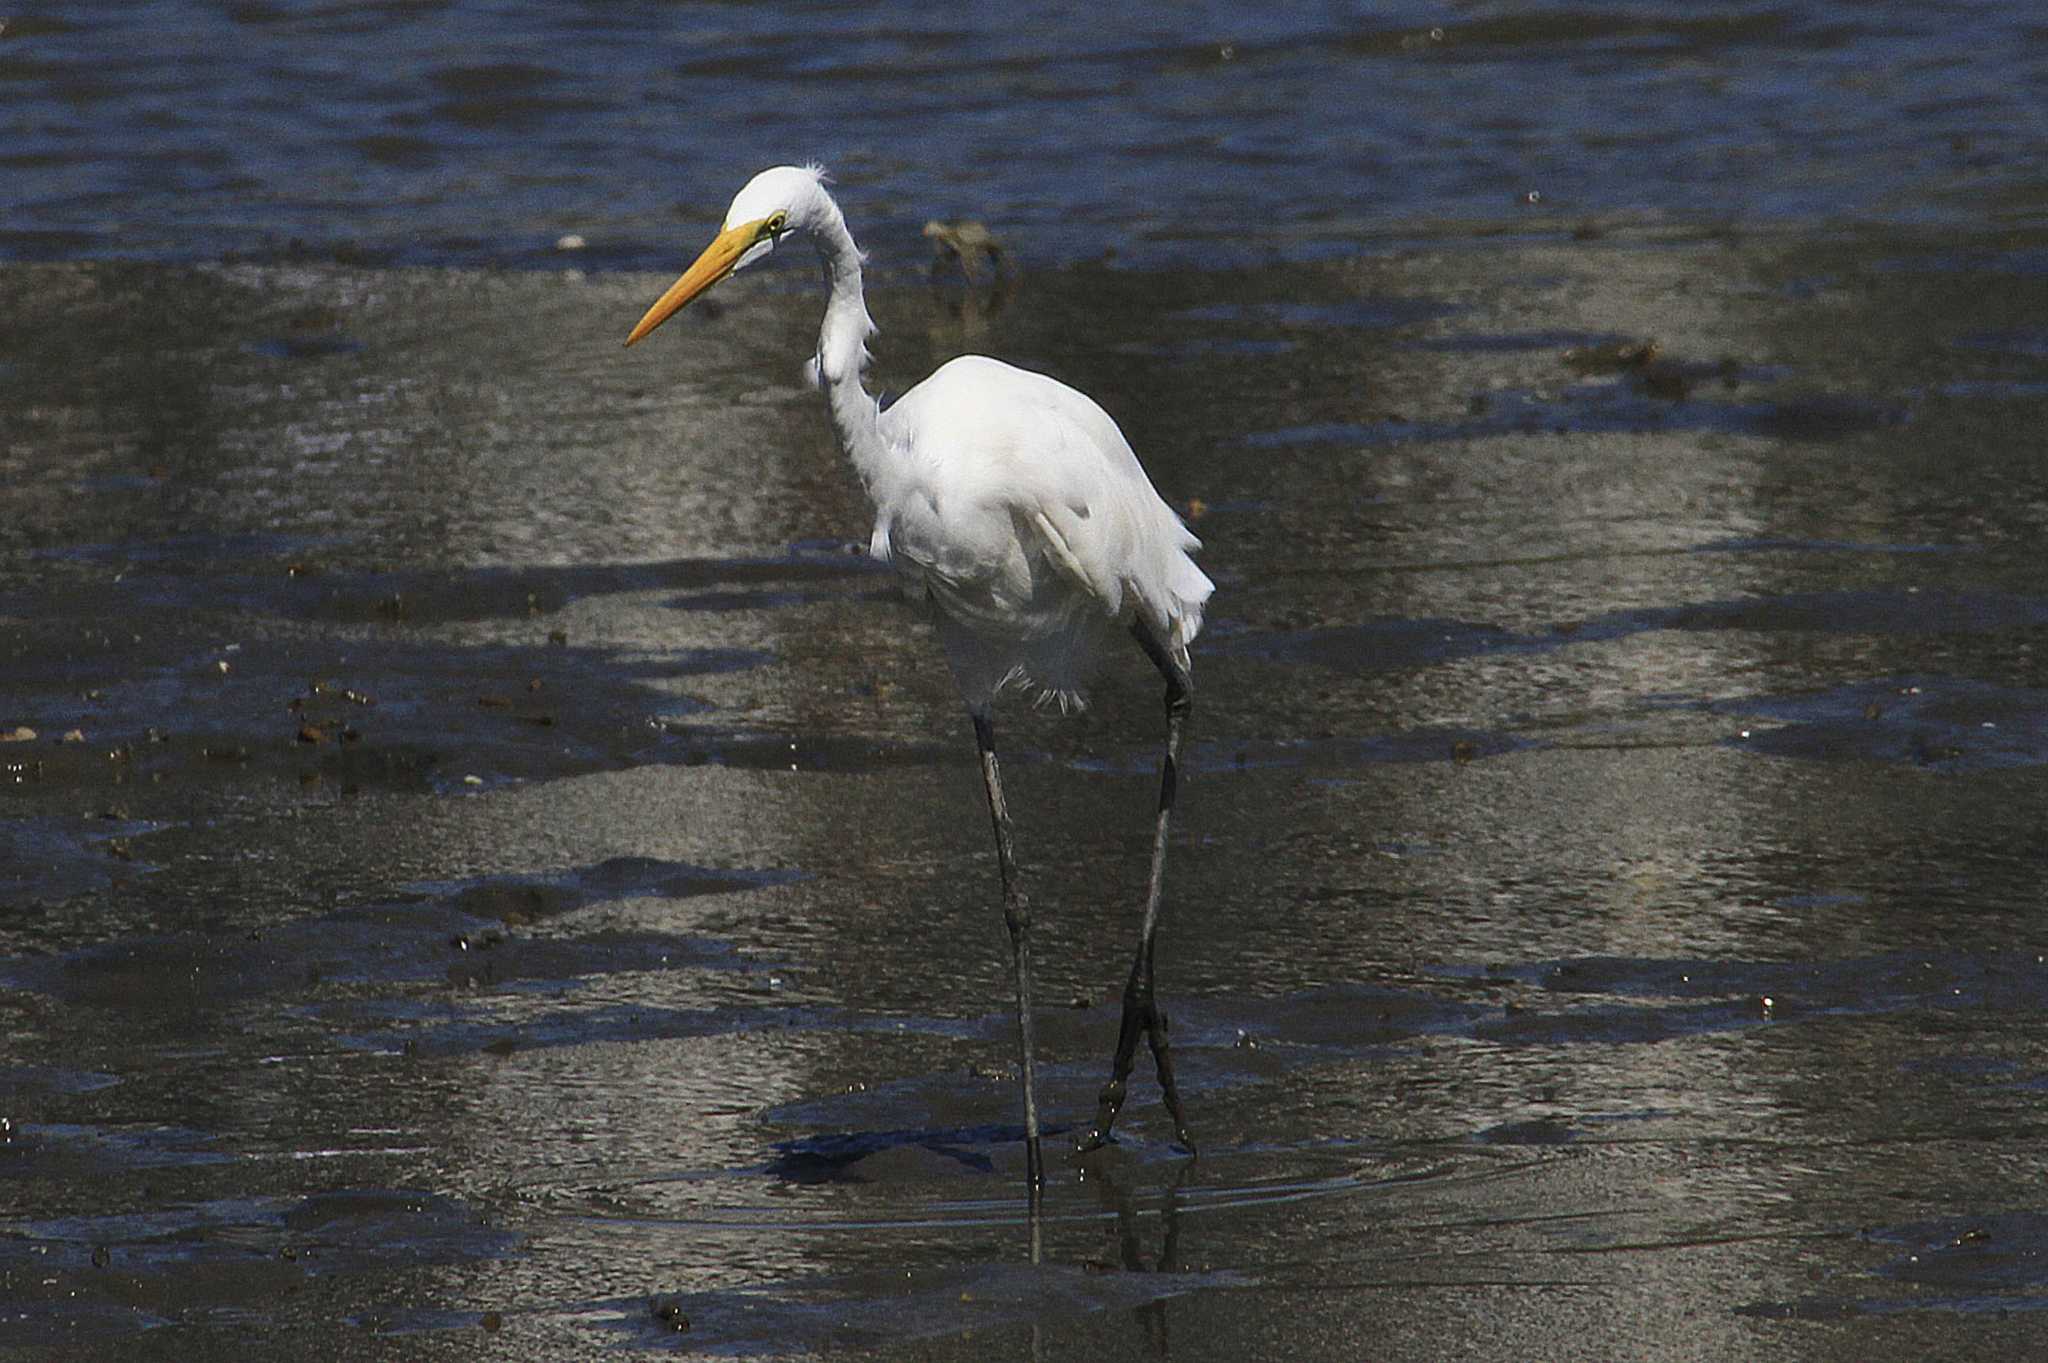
[
  {"xmin": 1082, "ymin": 1155, "xmax": 1192, "ymax": 1355},
  {"xmin": 6, "ymin": 217, "xmax": 2048, "ymax": 1355}
]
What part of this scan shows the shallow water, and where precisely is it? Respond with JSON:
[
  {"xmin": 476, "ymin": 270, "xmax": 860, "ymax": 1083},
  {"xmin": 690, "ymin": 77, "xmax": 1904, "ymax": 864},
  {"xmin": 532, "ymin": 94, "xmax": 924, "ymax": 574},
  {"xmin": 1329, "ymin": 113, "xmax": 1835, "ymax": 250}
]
[
  {"xmin": 7, "ymin": 5, "xmax": 2048, "ymax": 1361},
  {"xmin": 7, "ymin": 221, "xmax": 2048, "ymax": 1358}
]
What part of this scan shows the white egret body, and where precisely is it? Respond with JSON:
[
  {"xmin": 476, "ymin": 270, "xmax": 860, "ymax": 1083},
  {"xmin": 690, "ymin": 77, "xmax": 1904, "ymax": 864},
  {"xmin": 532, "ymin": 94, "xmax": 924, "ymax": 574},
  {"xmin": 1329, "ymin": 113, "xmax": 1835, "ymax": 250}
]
[
  {"xmin": 627, "ymin": 166, "xmax": 1211, "ymax": 1187},
  {"xmin": 866, "ymin": 351, "xmax": 1212, "ymax": 707}
]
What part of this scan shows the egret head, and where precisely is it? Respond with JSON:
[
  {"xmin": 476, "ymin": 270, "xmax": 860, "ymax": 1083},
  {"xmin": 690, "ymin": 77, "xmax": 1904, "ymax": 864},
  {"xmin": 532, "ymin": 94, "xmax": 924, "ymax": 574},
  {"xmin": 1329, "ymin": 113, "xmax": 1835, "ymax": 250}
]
[{"xmin": 625, "ymin": 165, "xmax": 833, "ymax": 347}]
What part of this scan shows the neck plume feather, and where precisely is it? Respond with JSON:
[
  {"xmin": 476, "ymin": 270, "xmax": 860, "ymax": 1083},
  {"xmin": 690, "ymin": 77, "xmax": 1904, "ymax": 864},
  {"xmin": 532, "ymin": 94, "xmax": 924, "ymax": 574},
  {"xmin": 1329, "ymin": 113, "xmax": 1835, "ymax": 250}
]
[{"xmin": 805, "ymin": 201, "xmax": 887, "ymax": 491}]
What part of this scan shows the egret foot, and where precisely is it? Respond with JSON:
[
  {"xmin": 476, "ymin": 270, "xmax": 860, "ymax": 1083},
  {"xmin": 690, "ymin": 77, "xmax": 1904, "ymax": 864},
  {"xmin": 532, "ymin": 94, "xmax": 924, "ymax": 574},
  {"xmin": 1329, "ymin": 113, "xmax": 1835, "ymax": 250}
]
[
  {"xmin": 1147, "ymin": 1007, "xmax": 1197, "ymax": 1155},
  {"xmin": 1077, "ymin": 973, "xmax": 1196, "ymax": 1155}
]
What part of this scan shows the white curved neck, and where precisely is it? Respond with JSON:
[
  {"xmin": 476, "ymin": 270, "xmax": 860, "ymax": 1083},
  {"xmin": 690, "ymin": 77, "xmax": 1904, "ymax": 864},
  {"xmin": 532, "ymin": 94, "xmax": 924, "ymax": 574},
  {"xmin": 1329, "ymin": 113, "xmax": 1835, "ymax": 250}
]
[{"xmin": 806, "ymin": 211, "xmax": 888, "ymax": 491}]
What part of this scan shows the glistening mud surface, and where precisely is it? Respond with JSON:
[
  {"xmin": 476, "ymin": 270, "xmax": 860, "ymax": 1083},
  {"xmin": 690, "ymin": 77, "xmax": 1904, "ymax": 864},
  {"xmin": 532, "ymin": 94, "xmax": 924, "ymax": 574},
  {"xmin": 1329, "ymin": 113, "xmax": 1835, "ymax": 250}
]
[{"xmin": 6, "ymin": 226, "xmax": 2048, "ymax": 1361}]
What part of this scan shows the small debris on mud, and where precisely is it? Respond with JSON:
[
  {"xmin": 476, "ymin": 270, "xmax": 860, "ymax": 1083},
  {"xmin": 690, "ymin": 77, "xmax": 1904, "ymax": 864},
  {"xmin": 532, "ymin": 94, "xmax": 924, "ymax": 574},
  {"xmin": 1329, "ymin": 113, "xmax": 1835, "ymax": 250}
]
[
  {"xmin": 1561, "ymin": 338, "xmax": 1662, "ymax": 375},
  {"xmin": 923, "ymin": 218, "xmax": 1005, "ymax": 281}
]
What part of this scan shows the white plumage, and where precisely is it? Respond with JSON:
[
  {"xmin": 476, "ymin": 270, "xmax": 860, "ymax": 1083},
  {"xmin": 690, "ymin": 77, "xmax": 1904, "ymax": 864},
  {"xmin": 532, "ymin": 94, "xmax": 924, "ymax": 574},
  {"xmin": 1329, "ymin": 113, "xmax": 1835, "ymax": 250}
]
[
  {"xmin": 871, "ymin": 353, "xmax": 1212, "ymax": 707},
  {"xmin": 626, "ymin": 164, "xmax": 1209, "ymax": 1189}
]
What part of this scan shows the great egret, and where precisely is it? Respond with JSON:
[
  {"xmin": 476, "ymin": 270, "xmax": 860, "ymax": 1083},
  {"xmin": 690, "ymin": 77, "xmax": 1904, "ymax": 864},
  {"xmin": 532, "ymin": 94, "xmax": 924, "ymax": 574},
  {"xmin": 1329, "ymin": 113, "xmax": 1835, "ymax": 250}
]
[{"xmin": 625, "ymin": 166, "xmax": 1213, "ymax": 1188}]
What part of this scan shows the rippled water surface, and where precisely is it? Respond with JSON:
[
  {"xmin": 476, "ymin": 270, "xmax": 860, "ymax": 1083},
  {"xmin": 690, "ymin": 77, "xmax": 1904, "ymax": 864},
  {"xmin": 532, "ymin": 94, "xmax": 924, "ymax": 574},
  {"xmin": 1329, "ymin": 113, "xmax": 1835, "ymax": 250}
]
[
  {"xmin": 6, "ymin": 4, "xmax": 2048, "ymax": 1361},
  {"xmin": 5, "ymin": 1, "xmax": 2046, "ymax": 267}
]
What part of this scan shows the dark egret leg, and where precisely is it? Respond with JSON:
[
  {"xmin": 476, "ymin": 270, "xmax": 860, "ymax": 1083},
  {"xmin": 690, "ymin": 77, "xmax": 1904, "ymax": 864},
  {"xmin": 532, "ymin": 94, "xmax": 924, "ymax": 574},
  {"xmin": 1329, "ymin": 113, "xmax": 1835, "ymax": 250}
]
[
  {"xmin": 1081, "ymin": 620, "xmax": 1196, "ymax": 1153},
  {"xmin": 973, "ymin": 707, "xmax": 1045, "ymax": 1196}
]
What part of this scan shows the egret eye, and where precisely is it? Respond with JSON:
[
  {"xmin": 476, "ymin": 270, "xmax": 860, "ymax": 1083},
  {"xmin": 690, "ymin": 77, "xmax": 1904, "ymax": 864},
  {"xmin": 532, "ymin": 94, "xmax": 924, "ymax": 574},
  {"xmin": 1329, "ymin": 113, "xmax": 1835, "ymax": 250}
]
[{"xmin": 764, "ymin": 212, "xmax": 789, "ymax": 236}]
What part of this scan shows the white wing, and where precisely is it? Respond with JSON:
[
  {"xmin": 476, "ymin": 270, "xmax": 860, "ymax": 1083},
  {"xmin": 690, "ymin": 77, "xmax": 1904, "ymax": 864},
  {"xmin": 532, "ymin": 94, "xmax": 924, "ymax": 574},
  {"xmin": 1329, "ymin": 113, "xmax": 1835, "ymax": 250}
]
[{"xmin": 870, "ymin": 356, "xmax": 1211, "ymax": 700}]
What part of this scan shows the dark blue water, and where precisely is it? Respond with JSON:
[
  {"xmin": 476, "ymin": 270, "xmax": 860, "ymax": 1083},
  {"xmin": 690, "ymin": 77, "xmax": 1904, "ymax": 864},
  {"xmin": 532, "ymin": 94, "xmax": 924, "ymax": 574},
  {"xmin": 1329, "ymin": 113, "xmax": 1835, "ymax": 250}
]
[{"xmin": 5, "ymin": 1, "xmax": 2044, "ymax": 269}]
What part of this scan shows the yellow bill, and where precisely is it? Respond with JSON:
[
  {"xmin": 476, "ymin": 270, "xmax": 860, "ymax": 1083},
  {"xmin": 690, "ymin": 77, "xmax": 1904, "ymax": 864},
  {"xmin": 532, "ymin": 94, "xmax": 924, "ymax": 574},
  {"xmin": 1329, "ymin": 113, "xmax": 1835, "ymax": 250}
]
[{"xmin": 624, "ymin": 218, "xmax": 770, "ymax": 347}]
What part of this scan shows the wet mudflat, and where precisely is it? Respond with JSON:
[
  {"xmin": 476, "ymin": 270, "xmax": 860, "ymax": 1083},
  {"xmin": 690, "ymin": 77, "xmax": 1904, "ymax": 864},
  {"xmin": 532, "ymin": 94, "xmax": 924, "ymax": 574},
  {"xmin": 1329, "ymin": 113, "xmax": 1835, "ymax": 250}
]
[{"xmin": 6, "ymin": 224, "xmax": 2048, "ymax": 1360}]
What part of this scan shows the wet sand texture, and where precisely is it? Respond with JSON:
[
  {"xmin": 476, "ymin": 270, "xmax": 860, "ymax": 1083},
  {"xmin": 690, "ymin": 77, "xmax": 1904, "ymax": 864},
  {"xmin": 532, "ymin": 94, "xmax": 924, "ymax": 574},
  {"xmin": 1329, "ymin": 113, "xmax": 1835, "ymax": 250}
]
[{"xmin": 5, "ymin": 223, "xmax": 2048, "ymax": 1359}]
